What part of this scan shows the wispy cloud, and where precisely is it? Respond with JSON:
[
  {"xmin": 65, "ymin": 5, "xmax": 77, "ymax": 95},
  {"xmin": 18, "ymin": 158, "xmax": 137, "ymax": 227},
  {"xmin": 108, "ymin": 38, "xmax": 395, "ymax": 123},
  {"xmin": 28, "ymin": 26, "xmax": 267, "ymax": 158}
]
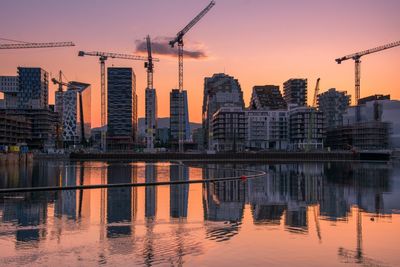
[{"xmin": 135, "ymin": 36, "xmax": 208, "ymax": 59}]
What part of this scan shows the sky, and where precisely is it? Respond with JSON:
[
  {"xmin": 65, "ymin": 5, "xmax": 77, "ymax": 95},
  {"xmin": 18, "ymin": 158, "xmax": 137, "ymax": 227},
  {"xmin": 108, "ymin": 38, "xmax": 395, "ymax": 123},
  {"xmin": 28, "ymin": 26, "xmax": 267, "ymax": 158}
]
[{"xmin": 1, "ymin": 0, "xmax": 399, "ymax": 127}]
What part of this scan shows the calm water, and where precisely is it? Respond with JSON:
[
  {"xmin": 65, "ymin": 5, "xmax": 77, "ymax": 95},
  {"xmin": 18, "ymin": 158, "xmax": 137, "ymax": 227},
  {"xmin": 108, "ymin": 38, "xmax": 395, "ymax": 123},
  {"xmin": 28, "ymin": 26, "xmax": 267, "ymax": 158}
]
[{"xmin": 0, "ymin": 160, "xmax": 399, "ymax": 266}]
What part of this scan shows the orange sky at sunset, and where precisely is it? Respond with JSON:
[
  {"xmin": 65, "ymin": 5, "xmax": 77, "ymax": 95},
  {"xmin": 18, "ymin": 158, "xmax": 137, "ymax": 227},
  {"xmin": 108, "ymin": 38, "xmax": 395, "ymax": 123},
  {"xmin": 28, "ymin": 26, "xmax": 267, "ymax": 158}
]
[{"xmin": 1, "ymin": 0, "xmax": 399, "ymax": 127}]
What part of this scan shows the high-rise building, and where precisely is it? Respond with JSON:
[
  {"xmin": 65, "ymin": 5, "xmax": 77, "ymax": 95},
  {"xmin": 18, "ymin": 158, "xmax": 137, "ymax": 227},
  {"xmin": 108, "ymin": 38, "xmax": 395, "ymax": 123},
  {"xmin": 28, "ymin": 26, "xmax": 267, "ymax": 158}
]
[
  {"xmin": 249, "ymin": 85, "xmax": 287, "ymax": 110},
  {"xmin": 170, "ymin": 89, "xmax": 190, "ymax": 147},
  {"xmin": 211, "ymin": 106, "xmax": 246, "ymax": 152},
  {"xmin": 145, "ymin": 88, "xmax": 157, "ymax": 150},
  {"xmin": 107, "ymin": 67, "xmax": 137, "ymax": 150},
  {"xmin": 317, "ymin": 88, "xmax": 350, "ymax": 129},
  {"xmin": 202, "ymin": 73, "xmax": 245, "ymax": 150},
  {"xmin": 62, "ymin": 82, "xmax": 91, "ymax": 146},
  {"xmin": 17, "ymin": 67, "xmax": 48, "ymax": 109},
  {"xmin": 0, "ymin": 76, "xmax": 19, "ymax": 108},
  {"xmin": 283, "ymin": 79, "xmax": 307, "ymax": 107}
]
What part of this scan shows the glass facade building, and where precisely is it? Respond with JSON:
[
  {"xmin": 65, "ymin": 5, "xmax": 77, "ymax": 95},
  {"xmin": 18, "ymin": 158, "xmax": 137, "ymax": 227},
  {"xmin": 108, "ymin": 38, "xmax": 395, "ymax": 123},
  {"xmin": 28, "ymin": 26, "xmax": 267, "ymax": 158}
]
[
  {"xmin": 170, "ymin": 89, "xmax": 190, "ymax": 144},
  {"xmin": 107, "ymin": 67, "xmax": 137, "ymax": 150},
  {"xmin": 17, "ymin": 67, "xmax": 48, "ymax": 109}
]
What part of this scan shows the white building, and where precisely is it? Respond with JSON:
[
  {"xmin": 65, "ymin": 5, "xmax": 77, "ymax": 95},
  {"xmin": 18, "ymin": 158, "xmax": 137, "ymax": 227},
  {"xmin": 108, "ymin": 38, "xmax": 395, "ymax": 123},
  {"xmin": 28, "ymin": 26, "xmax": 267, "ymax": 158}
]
[
  {"xmin": 245, "ymin": 110, "xmax": 288, "ymax": 150},
  {"xmin": 62, "ymin": 82, "xmax": 91, "ymax": 146}
]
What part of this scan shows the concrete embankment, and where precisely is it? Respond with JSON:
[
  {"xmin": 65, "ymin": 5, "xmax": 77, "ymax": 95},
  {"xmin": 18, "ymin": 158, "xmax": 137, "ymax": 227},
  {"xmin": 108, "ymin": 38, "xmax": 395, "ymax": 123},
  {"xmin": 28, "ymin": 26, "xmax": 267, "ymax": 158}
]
[{"xmin": 68, "ymin": 151, "xmax": 390, "ymax": 162}]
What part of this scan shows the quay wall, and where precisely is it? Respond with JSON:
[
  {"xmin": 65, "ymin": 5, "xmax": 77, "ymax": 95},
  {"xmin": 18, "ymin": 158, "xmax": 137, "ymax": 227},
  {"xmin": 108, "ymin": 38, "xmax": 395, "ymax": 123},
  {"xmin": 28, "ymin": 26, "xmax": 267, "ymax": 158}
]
[{"xmin": 69, "ymin": 152, "xmax": 372, "ymax": 162}]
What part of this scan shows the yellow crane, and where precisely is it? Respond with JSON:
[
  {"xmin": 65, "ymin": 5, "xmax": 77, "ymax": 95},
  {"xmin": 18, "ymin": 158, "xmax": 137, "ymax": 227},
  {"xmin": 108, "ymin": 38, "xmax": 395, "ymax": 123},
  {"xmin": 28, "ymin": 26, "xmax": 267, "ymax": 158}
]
[{"xmin": 307, "ymin": 78, "xmax": 320, "ymax": 151}]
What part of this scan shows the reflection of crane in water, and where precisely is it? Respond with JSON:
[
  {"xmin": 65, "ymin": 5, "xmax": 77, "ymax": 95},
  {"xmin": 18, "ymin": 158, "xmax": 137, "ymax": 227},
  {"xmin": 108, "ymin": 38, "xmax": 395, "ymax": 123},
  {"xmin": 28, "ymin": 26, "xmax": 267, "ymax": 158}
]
[
  {"xmin": 98, "ymin": 164, "xmax": 107, "ymax": 264},
  {"xmin": 338, "ymin": 205, "xmax": 387, "ymax": 267},
  {"xmin": 313, "ymin": 205, "xmax": 322, "ymax": 242}
]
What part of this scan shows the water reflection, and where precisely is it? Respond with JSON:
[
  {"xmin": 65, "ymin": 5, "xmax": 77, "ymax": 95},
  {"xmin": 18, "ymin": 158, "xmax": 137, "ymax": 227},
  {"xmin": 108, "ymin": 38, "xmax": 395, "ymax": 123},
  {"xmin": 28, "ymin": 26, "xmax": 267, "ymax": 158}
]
[
  {"xmin": 170, "ymin": 164, "xmax": 189, "ymax": 219},
  {"xmin": 0, "ymin": 160, "xmax": 399, "ymax": 266}
]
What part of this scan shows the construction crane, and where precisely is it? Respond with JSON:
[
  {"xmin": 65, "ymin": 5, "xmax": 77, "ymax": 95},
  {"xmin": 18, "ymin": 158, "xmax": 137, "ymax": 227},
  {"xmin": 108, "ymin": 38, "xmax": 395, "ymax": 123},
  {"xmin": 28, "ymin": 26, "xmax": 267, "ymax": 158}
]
[
  {"xmin": 169, "ymin": 0, "xmax": 216, "ymax": 152},
  {"xmin": 0, "ymin": 38, "xmax": 75, "ymax": 49},
  {"xmin": 335, "ymin": 40, "xmax": 400, "ymax": 105},
  {"xmin": 52, "ymin": 71, "xmax": 69, "ymax": 149},
  {"xmin": 307, "ymin": 78, "xmax": 320, "ymax": 151},
  {"xmin": 312, "ymin": 78, "xmax": 321, "ymax": 108},
  {"xmin": 52, "ymin": 70, "xmax": 68, "ymax": 92},
  {"xmin": 338, "ymin": 206, "xmax": 386, "ymax": 267},
  {"xmin": 145, "ymin": 35, "xmax": 154, "ymax": 89},
  {"xmin": 144, "ymin": 35, "xmax": 158, "ymax": 150},
  {"xmin": 78, "ymin": 50, "xmax": 159, "ymax": 151}
]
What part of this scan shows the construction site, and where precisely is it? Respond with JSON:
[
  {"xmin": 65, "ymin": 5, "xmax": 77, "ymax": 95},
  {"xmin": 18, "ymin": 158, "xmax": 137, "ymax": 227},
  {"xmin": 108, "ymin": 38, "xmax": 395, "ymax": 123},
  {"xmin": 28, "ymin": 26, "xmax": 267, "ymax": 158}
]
[{"xmin": 0, "ymin": 1, "xmax": 399, "ymax": 158}]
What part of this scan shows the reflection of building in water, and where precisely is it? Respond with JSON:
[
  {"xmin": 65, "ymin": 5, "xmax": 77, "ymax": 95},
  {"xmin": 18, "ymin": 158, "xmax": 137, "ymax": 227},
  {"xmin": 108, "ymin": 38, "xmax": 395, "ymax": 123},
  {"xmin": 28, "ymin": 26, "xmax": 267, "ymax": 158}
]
[
  {"xmin": 247, "ymin": 164, "xmax": 323, "ymax": 233},
  {"xmin": 145, "ymin": 164, "xmax": 157, "ymax": 219},
  {"xmin": 203, "ymin": 164, "xmax": 246, "ymax": 221},
  {"xmin": 0, "ymin": 160, "xmax": 63, "ymax": 244},
  {"xmin": 1, "ymin": 198, "xmax": 48, "ymax": 243},
  {"xmin": 55, "ymin": 165, "xmax": 76, "ymax": 219},
  {"xmin": 170, "ymin": 164, "xmax": 189, "ymax": 218},
  {"xmin": 321, "ymin": 162, "xmax": 392, "ymax": 220},
  {"xmin": 285, "ymin": 206, "xmax": 308, "ymax": 233},
  {"xmin": 106, "ymin": 163, "xmax": 136, "ymax": 238},
  {"xmin": 54, "ymin": 163, "xmax": 91, "ymax": 221},
  {"xmin": 202, "ymin": 164, "xmax": 246, "ymax": 242}
]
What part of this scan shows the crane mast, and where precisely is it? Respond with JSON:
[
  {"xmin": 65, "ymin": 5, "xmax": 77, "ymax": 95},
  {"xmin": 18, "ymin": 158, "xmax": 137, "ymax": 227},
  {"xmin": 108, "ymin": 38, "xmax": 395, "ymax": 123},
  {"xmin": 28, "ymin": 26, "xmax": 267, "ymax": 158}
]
[
  {"xmin": 335, "ymin": 40, "xmax": 400, "ymax": 105},
  {"xmin": 145, "ymin": 35, "xmax": 158, "ymax": 150},
  {"xmin": 78, "ymin": 50, "xmax": 159, "ymax": 151},
  {"xmin": 145, "ymin": 35, "xmax": 154, "ymax": 89},
  {"xmin": 169, "ymin": 0, "xmax": 215, "ymax": 152},
  {"xmin": 52, "ymin": 70, "xmax": 69, "ymax": 149}
]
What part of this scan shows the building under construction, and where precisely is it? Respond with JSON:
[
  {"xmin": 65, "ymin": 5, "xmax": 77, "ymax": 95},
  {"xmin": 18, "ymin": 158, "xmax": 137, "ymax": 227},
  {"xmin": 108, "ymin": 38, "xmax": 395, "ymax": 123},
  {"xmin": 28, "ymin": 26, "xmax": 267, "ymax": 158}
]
[
  {"xmin": 326, "ymin": 121, "xmax": 390, "ymax": 150},
  {"xmin": 0, "ymin": 111, "xmax": 32, "ymax": 145}
]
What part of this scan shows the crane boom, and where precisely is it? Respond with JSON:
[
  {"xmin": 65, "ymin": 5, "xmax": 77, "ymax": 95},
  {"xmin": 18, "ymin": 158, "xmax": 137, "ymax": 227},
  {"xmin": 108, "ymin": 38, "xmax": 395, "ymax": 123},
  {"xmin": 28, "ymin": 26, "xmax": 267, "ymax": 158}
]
[
  {"xmin": 169, "ymin": 1, "xmax": 216, "ymax": 47},
  {"xmin": 0, "ymin": 41, "xmax": 75, "ymax": 49},
  {"xmin": 78, "ymin": 50, "xmax": 159, "ymax": 62},
  {"xmin": 78, "ymin": 50, "xmax": 159, "ymax": 151},
  {"xmin": 336, "ymin": 40, "xmax": 400, "ymax": 63},
  {"xmin": 168, "ymin": 1, "xmax": 216, "ymax": 153},
  {"xmin": 335, "ymin": 40, "xmax": 400, "ymax": 104}
]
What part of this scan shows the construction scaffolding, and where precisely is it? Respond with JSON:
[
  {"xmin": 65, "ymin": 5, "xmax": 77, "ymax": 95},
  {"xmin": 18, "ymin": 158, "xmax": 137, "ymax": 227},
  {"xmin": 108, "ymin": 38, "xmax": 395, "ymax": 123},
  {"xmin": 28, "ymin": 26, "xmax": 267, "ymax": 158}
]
[{"xmin": 326, "ymin": 121, "xmax": 391, "ymax": 150}]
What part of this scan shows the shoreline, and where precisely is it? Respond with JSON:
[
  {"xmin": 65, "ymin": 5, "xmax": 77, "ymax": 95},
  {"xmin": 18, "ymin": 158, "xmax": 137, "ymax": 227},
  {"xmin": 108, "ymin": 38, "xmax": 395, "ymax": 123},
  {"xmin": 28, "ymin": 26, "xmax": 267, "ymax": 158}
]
[{"xmin": 66, "ymin": 151, "xmax": 391, "ymax": 162}]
